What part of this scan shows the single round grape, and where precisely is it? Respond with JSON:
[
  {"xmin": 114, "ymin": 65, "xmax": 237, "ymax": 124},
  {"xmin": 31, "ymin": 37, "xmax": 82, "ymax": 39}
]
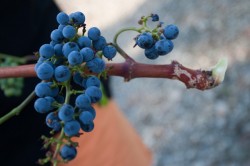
[
  {"xmin": 54, "ymin": 44, "xmax": 64, "ymax": 57},
  {"xmin": 151, "ymin": 14, "xmax": 159, "ymax": 22},
  {"xmin": 56, "ymin": 12, "xmax": 69, "ymax": 25},
  {"xmin": 39, "ymin": 44, "xmax": 55, "ymax": 59},
  {"xmin": 88, "ymin": 27, "xmax": 101, "ymax": 41},
  {"xmin": 155, "ymin": 39, "xmax": 174, "ymax": 55},
  {"xmin": 80, "ymin": 121, "xmax": 94, "ymax": 132},
  {"xmin": 50, "ymin": 29, "xmax": 64, "ymax": 42},
  {"xmin": 85, "ymin": 86, "xmax": 102, "ymax": 103},
  {"xmin": 80, "ymin": 47, "xmax": 94, "ymax": 62},
  {"xmin": 34, "ymin": 98, "xmax": 50, "ymax": 113},
  {"xmin": 36, "ymin": 62, "xmax": 54, "ymax": 80},
  {"xmin": 77, "ymin": 36, "xmax": 91, "ymax": 48},
  {"xmin": 68, "ymin": 51, "xmax": 83, "ymax": 66},
  {"xmin": 64, "ymin": 120, "xmax": 81, "ymax": 137},
  {"xmin": 92, "ymin": 36, "xmax": 106, "ymax": 50},
  {"xmin": 79, "ymin": 111, "xmax": 94, "ymax": 125},
  {"xmin": 54, "ymin": 65, "xmax": 71, "ymax": 82},
  {"xmin": 58, "ymin": 104, "xmax": 74, "ymax": 122},
  {"xmin": 73, "ymin": 72, "xmax": 84, "ymax": 87},
  {"xmin": 75, "ymin": 94, "xmax": 91, "ymax": 109},
  {"xmin": 62, "ymin": 25, "xmax": 76, "ymax": 39},
  {"xmin": 136, "ymin": 32, "xmax": 154, "ymax": 49},
  {"xmin": 86, "ymin": 57, "xmax": 105, "ymax": 74},
  {"xmin": 35, "ymin": 82, "xmax": 52, "ymax": 97},
  {"xmin": 46, "ymin": 112, "xmax": 61, "ymax": 131},
  {"xmin": 79, "ymin": 106, "xmax": 96, "ymax": 119},
  {"xmin": 163, "ymin": 24, "xmax": 179, "ymax": 40},
  {"xmin": 144, "ymin": 45, "xmax": 159, "ymax": 59},
  {"xmin": 62, "ymin": 42, "xmax": 79, "ymax": 58},
  {"xmin": 69, "ymin": 11, "xmax": 85, "ymax": 25},
  {"xmin": 44, "ymin": 96, "xmax": 56, "ymax": 111},
  {"xmin": 86, "ymin": 76, "xmax": 101, "ymax": 88},
  {"xmin": 60, "ymin": 145, "xmax": 77, "ymax": 161},
  {"xmin": 102, "ymin": 45, "xmax": 117, "ymax": 60}
]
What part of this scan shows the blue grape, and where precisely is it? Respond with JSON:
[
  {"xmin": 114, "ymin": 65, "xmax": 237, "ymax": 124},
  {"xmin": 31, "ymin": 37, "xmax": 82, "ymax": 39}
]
[
  {"xmin": 55, "ymin": 95, "xmax": 65, "ymax": 104},
  {"xmin": 151, "ymin": 14, "xmax": 159, "ymax": 22},
  {"xmin": 62, "ymin": 25, "xmax": 76, "ymax": 39},
  {"xmin": 80, "ymin": 47, "xmax": 94, "ymax": 62},
  {"xmin": 86, "ymin": 76, "xmax": 101, "ymax": 88},
  {"xmin": 50, "ymin": 29, "xmax": 64, "ymax": 42},
  {"xmin": 54, "ymin": 44, "xmax": 64, "ymax": 57},
  {"xmin": 144, "ymin": 45, "xmax": 159, "ymax": 59},
  {"xmin": 80, "ymin": 121, "xmax": 94, "ymax": 132},
  {"xmin": 34, "ymin": 62, "xmax": 43, "ymax": 72},
  {"xmin": 92, "ymin": 36, "xmax": 106, "ymax": 50},
  {"xmin": 73, "ymin": 72, "xmax": 84, "ymax": 87},
  {"xmin": 46, "ymin": 82, "xmax": 59, "ymax": 97},
  {"xmin": 50, "ymin": 40, "xmax": 59, "ymax": 46},
  {"xmin": 102, "ymin": 45, "xmax": 117, "ymax": 60},
  {"xmin": 34, "ymin": 98, "xmax": 50, "ymax": 113},
  {"xmin": 155, "ymin": 39, "xmax": 174, "ymax": 55},
  {"xmin": 35, "ymin": 82, "xmax": 51, "ymax": 97},
  {"xmin": 58, "ymin": 24, "xmax": 66, "ymax": 31},
  {"xmin": 54, "ymin": 65, "xmax": 71, "ymax": 82},
  {"xmin": 86, "ymin": 57, "xmax": 105, "ymax": 74},
  {"xmin": 58, "ymin": 104, "xmax": 74, "ymax": 122},
  {"xmin": 56, "ymin": 12, "xmax": 69, "ymax": 25},
  {"xmin": 77, "ymin": 36, "xmax": 91, "ymax": 48},
  {"xmin": 69, "ymin": 11, "xmax": 85, "ymax": 25},
  {"xmin": 64, "ymin": 120, "xmax": 81, "ymax": 137},
  {"xmin": 45, "ymin": 96, "xmax": 56, "ymax": 111},
  {"xmin": 163, "ymin": 24, "xmax": 179, "ymax": 40},
  {"xmin": 136, "ymin": 32, "xmax": 154, "ymax": 49},
  {"xmin": 62, "ymin": 42, "xmax": 79, "ymax": 58},
  {"xmin": 36, "ymin": 62, "xmax": 54, "ymax": 80},
  {"xmin": 46, "ymin": 112, "xmax": 61, "ymax": 131},
  {"xmin": 60, "ymin": 145, "xmax": 77, "ymax": 161},
  {"xmin": 68, "ymin": 51, "xmax": 83, "ymax": 66},
  {"xmin": 39, "ymin": 44, "xmax": 55, "ymax": 59},
  {"xmin": 79, "ymin": 111, "xmax": 94, "ymax": 125},
  {"xmin": 79, "ymin": 106, "xmax": 96, "ymax": 119},
  {"xmin": 88, "ymin": 27, "xmax": 101, "ymax": 41},
  {"xmin": 75, "ymin": 94, "xmax": 91, "ymax": 109},
  {"xmin": 85, "ymin": 86, "xmax": 102, "ymax": 103}
]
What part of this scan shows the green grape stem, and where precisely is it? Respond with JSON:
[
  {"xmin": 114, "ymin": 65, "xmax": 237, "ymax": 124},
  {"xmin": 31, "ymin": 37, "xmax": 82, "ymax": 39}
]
[
  {"xmin": 52, "ymin": 128, "xmax": 65, "ymax": 166},
  {"xmin": 0, "ymin": 90, "xmax": 35, "ymax": 125},
  {"xmin": 113, "ymin": 27, "xmax": 141, "ymax": 60}
]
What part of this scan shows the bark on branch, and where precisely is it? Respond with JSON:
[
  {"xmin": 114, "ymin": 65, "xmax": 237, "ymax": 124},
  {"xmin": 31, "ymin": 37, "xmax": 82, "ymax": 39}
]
[{"xmin": 0, "ymin": 58, "xmax": 227, "ymax": 91}]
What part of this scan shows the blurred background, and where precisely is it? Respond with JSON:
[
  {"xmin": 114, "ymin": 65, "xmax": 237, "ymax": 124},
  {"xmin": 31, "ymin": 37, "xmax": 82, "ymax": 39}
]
[{"xmin": 55, "ymin": 0, "xmax": 250, "ymax": 165}]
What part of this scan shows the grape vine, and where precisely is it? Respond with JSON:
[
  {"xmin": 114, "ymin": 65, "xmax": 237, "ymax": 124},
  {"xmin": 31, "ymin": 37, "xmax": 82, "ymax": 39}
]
[{"xmin": 0, "ymin": 11, "xmax": 227, "ymax": 166}]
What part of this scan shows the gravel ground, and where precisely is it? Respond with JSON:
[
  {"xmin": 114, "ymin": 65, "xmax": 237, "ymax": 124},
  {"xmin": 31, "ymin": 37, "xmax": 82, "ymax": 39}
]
[{"xmin": 56, "ymin": 0, "xmax": 250, "ymax": 165}]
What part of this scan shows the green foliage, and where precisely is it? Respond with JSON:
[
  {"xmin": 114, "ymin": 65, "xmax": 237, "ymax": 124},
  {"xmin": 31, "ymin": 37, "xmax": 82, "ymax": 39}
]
[{"xmin": 0, "ymin": 57, "xmax": 24, "ymax": 97}]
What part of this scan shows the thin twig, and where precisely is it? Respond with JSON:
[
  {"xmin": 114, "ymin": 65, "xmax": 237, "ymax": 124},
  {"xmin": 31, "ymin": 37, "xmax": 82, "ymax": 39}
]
[{"xmin": 0, "ymin": 90, "xmax": 36, "ymax": 125}]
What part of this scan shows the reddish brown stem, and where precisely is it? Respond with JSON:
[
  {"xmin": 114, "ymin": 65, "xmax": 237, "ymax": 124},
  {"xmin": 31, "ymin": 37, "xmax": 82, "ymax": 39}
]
[{"xmin": 0, "ymin": 60, "xmax": 218, "ymax": 90}]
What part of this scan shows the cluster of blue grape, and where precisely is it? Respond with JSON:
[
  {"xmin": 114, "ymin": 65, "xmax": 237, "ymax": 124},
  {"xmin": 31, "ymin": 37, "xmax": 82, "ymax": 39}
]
[
  {"xmin": 135, "ymin": 14, "xmax": 179, "ymax": 60},
  {"xmin": 34, "ymin": 11, "xmax": 116, "ymax": 163}
]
